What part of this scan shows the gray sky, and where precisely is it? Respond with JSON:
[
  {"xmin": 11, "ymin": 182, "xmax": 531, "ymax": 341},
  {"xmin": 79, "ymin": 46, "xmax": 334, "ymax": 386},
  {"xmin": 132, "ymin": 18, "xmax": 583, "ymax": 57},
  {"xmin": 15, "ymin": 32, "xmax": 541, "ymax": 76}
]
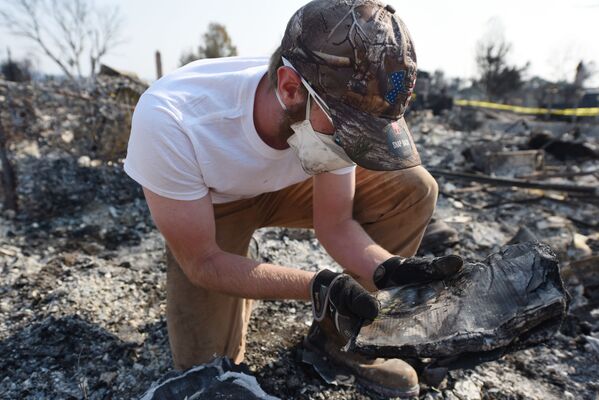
[{"xmin": 2, "ymin": 0, "xmax": 599, "ymax": 86}]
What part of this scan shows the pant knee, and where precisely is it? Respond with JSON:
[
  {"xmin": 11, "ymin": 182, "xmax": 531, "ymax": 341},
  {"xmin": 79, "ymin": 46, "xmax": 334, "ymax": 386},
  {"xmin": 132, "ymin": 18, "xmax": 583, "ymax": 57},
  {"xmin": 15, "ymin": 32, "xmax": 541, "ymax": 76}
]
[
  {"xmin": 394, "ymin": 166, "xmax": 438, "ymax": 216},
  {"xmin": 354, "ymin": 166, "xmax": 437, "ymax": 224},
  {"xmin": 355, "ymin": 166, "xmax": 438, "ymax": 256},
  {"xmin": 418, "ymin": 168, "xmax": 438, "ymax": 217}
]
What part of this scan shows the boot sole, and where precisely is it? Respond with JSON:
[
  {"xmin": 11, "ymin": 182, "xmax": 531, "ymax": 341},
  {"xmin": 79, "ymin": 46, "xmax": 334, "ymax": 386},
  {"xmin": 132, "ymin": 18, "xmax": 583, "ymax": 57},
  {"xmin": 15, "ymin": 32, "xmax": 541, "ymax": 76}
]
[
  {"xmin": 303, "ymin": 337, "xmax": 420, "ymax": 399},
  {"xmin": 356, "ymin": 377, "xmax": 420, "ymax": 399}
]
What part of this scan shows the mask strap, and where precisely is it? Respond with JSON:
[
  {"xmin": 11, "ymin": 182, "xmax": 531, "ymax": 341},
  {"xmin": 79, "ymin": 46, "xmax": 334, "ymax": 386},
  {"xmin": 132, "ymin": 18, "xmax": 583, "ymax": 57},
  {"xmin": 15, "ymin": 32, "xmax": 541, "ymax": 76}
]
[
  {"xmin": 274, "ymin": 88, "xmax": 287, "ymax": 111},
  {"xmin": 282, "ymin": 57, "xmax": 333, "ymax": 125},
  {"xmin": 275, "ymin": 88, "xmax": 311, "ymax": 121}
]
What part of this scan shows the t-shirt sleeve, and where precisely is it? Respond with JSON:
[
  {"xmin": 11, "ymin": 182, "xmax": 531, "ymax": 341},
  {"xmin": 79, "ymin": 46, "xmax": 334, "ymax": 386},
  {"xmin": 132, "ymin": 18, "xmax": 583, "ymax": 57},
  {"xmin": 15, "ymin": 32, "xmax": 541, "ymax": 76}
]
[
  {"xmin": 124, "ymin": 94, "xmax": 209, "ymax": 201},
  {"xmin": 328, "ymin": 165, "xmax": 356, "ymax": 175}
]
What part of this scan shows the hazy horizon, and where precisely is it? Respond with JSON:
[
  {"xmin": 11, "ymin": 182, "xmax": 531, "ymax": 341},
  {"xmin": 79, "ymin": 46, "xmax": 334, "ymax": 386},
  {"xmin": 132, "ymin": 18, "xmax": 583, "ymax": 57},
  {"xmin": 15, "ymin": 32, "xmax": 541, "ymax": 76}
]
[{"xmin": 1, "ymin": 0, "xmax": 598, "ymax": 87}]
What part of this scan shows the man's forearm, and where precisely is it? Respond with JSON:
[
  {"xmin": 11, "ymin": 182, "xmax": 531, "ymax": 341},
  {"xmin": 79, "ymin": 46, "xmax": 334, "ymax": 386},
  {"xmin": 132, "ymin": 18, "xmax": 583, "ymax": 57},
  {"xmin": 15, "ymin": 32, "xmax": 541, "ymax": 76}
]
[
  {"xmin": 179, "ymin": 249, "xmax": 314, "ymax": 300},
  {"xmin": 316, "ymin": 219, "xmax": 392, "ymax": 291}
]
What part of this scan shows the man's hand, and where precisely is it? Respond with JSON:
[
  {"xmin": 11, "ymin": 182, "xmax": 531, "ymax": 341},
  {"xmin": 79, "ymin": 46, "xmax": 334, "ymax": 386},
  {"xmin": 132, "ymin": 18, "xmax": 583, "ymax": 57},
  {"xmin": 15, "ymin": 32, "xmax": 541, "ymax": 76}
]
[
  {"xmin": 311, "ymin": 269, "xmax": 379, "ymax": 340},
  {"xmin": 373, "ymin": 255, "xmax": 464, "ymax": 290}
]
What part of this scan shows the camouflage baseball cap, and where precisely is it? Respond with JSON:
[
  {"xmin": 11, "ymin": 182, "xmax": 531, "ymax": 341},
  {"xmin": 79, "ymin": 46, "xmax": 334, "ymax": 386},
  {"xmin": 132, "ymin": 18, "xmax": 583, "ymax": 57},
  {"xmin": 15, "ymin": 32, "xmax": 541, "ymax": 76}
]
[{"xmin": 281, "ymin": 0, "xmax": 421, "ymax": 171}]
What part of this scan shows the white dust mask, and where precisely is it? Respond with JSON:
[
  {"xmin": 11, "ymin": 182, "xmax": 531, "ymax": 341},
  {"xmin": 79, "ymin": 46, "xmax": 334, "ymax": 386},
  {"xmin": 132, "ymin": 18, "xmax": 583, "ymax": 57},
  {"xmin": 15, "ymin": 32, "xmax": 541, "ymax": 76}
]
[{"xmin": 276, "ymin": 89, "xmax": 355, "ymax": 175}]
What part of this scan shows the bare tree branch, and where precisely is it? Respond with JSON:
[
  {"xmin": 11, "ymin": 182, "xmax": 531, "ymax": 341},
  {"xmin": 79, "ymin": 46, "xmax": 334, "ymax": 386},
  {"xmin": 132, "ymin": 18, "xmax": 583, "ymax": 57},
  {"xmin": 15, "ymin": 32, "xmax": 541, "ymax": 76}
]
[
  {"xmin": 89, "ymin": 4, "xmax": 124, "ymax": 77},
  {"xmin": 475, "ymin": 28, "xmax": 528, "ymax": 101},
  {"xmin": 0, "ymin": 0, "xmax": 125, "ymax": 80},
  {"xmin": 50, "ymin": 0, "xmax": 90, "ymax": 77}
]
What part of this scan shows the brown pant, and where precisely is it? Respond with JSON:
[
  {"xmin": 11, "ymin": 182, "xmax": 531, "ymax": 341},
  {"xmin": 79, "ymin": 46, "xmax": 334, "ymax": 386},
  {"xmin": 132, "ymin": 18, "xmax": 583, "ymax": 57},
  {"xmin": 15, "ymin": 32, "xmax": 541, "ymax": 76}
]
[{"xmin": 166, "ymin": 166, "xmax": 438, "ymax": 369}]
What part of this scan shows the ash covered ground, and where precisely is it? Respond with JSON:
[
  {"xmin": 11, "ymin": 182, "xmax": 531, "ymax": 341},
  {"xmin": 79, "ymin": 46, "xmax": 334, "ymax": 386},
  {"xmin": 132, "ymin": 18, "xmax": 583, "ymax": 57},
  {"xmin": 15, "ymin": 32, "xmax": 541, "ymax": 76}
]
[{"xmin": 1, "ymin": 78, "xmax": 599, "ymax": 399}]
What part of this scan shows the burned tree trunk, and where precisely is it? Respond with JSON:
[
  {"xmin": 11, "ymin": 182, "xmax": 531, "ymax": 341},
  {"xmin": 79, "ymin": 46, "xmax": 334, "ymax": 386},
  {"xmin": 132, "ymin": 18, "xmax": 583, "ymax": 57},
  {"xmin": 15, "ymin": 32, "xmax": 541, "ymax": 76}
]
[{"xmin": 0, "ymin": 121, "xmax": 17, "ymax": 211}]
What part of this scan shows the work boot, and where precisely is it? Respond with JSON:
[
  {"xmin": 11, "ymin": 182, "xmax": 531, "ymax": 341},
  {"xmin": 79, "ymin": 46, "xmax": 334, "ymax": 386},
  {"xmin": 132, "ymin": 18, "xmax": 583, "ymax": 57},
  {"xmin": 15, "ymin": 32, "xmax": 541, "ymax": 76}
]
[
  {"xmin": 419, "ymin": 219, "xmax": 459, "ymax": 253},
  {"xmin": 303, "ymin": 318, "xmax": 419, "ymax": 398}
]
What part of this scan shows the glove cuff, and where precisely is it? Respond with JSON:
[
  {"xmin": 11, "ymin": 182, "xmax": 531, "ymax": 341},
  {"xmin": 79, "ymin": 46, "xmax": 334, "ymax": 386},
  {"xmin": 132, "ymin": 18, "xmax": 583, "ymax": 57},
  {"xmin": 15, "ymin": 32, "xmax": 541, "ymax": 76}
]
[{"xmin": 310, "ymin": 269, "xmax": 342, "ymax": 321}]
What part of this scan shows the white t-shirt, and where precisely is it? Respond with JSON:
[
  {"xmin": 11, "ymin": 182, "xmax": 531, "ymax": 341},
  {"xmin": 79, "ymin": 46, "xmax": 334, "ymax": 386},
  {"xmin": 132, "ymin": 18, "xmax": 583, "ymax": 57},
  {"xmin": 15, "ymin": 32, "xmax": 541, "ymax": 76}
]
[{"xmin": 124, "ymin": 56, "xmax": 354, "ymax": 204}]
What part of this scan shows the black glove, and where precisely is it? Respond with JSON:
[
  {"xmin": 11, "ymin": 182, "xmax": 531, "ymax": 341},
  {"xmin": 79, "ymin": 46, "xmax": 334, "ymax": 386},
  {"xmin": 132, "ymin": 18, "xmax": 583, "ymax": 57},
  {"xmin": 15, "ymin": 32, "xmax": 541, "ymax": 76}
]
[
  {"xmin": 311, "ymin": 269, "xmax": 379, "ymax": 340},
  {"xmin": 373, "ymin": 254, "xmax": 464, "ymax": 289}
]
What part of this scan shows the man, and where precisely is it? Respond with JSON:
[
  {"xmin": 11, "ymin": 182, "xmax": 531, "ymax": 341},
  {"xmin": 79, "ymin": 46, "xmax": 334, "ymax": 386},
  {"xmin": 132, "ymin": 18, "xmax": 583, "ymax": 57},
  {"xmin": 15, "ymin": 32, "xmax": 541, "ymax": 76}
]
[{"xmin": 125, "ymin": 0, "xmax": 462, "ymax": 397}]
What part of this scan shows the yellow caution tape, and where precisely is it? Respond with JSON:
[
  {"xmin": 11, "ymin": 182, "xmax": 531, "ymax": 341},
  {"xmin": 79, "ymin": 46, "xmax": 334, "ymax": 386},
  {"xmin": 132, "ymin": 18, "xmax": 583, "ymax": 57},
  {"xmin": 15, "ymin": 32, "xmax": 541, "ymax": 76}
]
[{"xmin": 454, "ymin": 99, "xmax": 599, "ymax": 117}]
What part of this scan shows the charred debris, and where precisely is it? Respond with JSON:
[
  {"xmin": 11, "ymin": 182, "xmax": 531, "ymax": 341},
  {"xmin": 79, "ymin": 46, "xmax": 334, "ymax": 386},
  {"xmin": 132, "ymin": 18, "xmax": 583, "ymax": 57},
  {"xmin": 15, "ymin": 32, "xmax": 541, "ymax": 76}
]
[{"xmin": 0, "ymin": 72, "xmax": 598, "ymax": 399}]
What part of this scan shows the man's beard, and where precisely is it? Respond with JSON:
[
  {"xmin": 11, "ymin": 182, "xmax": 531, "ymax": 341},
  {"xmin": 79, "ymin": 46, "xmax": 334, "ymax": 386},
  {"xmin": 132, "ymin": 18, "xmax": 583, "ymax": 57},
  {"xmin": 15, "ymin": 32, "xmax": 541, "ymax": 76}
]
[{"xmin": 277, "ymin": 102, "xmax": 306, "ymax": 140}]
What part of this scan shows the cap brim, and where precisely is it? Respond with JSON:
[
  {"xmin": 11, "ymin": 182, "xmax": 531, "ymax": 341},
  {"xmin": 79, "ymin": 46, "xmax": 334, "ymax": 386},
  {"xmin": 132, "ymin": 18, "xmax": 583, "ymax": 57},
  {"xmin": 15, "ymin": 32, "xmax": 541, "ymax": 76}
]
[{"xmin": 328, "ymin": 98, "xmax": 421, "ymax": 171}]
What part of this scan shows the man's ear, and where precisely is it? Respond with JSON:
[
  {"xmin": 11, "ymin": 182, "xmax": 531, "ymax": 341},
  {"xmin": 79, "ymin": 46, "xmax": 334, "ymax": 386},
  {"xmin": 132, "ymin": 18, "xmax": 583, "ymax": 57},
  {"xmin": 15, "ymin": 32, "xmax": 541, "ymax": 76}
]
[{"xmin": 277, "ymin": 67, "xmax": 305, "ymax": 107}]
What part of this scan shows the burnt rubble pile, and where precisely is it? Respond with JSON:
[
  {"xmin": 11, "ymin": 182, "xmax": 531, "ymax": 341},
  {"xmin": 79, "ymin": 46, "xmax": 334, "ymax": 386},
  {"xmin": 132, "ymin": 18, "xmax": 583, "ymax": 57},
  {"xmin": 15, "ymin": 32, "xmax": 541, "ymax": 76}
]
[
  {"xmin": 0, "ymin": 75, "xmax": 147, "ymax": 220},
  {"xmin": 0, "ymin": 75, "xmax": 146, "ymax": 161},
  {"xmin": 0, "ymin": 82, "xmax": 598, "ymax": 400},
  {"xmin": 17, "ymin": 156, "xmax": 144, "ymax": 221},
  {"xmin": 411, "ymin": 108, "xmax": 599, "ymax": 265}
]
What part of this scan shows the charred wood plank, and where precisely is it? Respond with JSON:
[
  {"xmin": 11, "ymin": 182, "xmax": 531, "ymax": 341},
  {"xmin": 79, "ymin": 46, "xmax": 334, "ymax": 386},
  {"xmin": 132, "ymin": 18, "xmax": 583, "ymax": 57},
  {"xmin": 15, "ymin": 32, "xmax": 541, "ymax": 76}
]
[{"xmin": 429, "ymin": 168, "xmax": 599, "ymax": 197}]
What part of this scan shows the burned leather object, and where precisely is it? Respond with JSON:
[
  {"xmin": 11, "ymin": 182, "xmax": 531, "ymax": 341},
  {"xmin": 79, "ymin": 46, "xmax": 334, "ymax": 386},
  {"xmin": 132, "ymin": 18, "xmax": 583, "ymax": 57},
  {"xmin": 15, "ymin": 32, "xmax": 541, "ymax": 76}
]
[
  {"xmin": 140, "ymin": 357, "xmax": 279, "ymax": 400},
  {"xmin": 354, "ymin": 242, "xmax": 569, "ymax": 365}
]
